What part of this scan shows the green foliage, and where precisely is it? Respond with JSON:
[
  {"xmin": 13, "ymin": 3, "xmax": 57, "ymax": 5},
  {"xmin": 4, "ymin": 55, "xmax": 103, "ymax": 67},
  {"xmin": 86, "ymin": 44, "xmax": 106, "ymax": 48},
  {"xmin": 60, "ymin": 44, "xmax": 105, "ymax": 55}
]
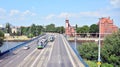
[
  {"xmin": 5, "ymin": 23, "xmax": 11, "ymax": 33},
  {"xmin": 55, "ymin": 26, "xmax": 65, "ymax": 33},
  {"xmin": 0, "ymin": 30, "xmax": 4, "ymax": 46},
  {"xmin": 85, "ymin": 60, "xmax": 113, "ymax": 67},
  {"xmin": 20, "ymin": 23, "xmax": 65, "ymax": 38},
  {"xmin": 101, "ymin": 31, "xmax": 120, "ymax": 66},
  {"xmin": 20, "ymin": 24, "xmax": 44, "ymax": 38},
  {"xmin": 85, "ymin": 60, "xmax": 97, "ymax": 67},
  {"xmin": 77, "ymin": 25, "xmax": 89, "ymax": 37},
  {"xmin": 77, "ymin": 42, "xmax": 98, "ymax": 60},
  {"xmin": 101, "ymin": 63, "xmax": 113, "ymax": 67},
  {"xmin": 46, "ymin": 24, "xmax": 56, "ymax": 32},
  {"xmin": 89, "ymin": 24, "xmax": 99, "ymax": 37},
  {"xmin": 0, "ymin": 30, "xmax": 4, "ymax": 37},
  {"xmin": 89, "ymin": 24, "xmax": 99, "ymax": 33},
  {"xmin": 27, "ymin": 33, "xmax": 34, "ymax": 38}
]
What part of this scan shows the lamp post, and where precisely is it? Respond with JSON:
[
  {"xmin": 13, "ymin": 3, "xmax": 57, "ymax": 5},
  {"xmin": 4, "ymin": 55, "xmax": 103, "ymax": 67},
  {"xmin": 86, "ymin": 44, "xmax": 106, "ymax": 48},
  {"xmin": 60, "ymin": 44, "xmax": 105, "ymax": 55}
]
[
  {"xmin": 74, "ymin": 26, "xmax": 77, "ymax": 49},
  {"xmin": 98, "ymin": 21, "xmax": 101, "ymax": 67}
]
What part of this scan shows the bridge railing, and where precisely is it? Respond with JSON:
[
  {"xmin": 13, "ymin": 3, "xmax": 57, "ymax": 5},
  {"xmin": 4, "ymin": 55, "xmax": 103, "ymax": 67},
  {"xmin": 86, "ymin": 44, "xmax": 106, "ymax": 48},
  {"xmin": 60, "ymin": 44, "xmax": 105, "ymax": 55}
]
[{"xmin": 62, "ymin": 35, "xmax": 89, "ymax": 67}]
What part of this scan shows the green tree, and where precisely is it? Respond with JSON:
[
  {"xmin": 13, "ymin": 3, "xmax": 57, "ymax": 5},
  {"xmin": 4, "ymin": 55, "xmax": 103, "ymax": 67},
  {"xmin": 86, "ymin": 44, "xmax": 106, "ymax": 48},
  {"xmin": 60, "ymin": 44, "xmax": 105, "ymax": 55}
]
[
  {"xmin": 55, "ymin": 26, "xmax": 65, "ymax": 33},
  {"xmin": 77, "ymin": 25, "xmax": 89, "ymax": 37},
  {"xmin": 101, "ymin": 31, "xmax": 120, "ymax": 66},
  {"xmin": 46, "ymin": 24, "xmax": 55, "ymax": 32},
  {"xmin": 0, "ymin": 30, "xmax": 4, "ymax": 46},
  {"xmin": 31, "ymin": 24, "xmax": 36, "ymax": 36},
  {"xmin": 89, "ymin": 24, "xmax": 99, "ymax": 37},
  {"xmin": 36, "ymin": 25, "xmax": 43, "ymax": 35},
  {"xmin": 60, "ymin": 26, "xmax": 65, "ymax": 33},
  {"xmin": 5, "ymin": 23, "xmax": 11, "ymax": 33},
  {"xmin": 77, "ymin": 42, "xmax": 98, "ymax": 60}
]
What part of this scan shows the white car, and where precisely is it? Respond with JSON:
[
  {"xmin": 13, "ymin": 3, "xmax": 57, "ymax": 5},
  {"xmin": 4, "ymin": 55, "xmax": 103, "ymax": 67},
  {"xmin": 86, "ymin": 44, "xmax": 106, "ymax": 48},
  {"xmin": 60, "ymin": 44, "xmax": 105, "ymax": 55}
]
[{"xmin": 23, "ymin": 45, "xmax": 30, "ymax": 50}]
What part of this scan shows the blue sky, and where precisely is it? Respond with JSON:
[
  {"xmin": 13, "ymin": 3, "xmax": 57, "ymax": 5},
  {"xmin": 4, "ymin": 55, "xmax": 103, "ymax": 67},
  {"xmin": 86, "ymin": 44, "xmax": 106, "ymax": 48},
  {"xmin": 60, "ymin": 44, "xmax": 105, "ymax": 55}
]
[{"xmin": 0, "ymin": 0, "xmax": 120, "ymax": 27}]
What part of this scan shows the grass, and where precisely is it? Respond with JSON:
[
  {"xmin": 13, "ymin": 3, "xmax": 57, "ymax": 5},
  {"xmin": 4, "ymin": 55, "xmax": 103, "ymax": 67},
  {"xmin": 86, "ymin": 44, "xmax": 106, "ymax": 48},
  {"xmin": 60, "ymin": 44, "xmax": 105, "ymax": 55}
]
[{"xmin": 85, "ymin": 60, "xmax": 114, "ymax": 67}]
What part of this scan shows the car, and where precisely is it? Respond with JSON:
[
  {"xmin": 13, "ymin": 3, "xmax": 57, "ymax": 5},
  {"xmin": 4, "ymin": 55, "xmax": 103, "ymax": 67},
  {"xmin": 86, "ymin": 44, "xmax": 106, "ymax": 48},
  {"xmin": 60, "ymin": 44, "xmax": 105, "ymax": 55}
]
[{"xmin": 23, "ymin": 45, "xmax": 30, "ymax": 50}]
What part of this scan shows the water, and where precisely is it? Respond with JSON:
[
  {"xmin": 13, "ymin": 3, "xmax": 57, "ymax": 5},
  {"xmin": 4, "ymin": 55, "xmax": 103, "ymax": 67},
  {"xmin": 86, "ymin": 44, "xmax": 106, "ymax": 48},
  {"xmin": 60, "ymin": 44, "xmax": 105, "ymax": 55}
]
[
  {"xmin": 69, "ymin": 41, "xmax": 81, "ymax": 49},
  {"xmin": 0, "ymin": 42, "xmax": 23, "ymax": 53}
]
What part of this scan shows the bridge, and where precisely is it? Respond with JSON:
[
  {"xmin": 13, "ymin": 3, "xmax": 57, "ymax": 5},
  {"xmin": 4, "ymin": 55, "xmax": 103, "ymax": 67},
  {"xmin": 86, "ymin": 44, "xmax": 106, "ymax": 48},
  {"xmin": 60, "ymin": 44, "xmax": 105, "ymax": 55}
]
[{"xmin": 0, "ymin": 34, "xmax": 88, "ymax": 67}]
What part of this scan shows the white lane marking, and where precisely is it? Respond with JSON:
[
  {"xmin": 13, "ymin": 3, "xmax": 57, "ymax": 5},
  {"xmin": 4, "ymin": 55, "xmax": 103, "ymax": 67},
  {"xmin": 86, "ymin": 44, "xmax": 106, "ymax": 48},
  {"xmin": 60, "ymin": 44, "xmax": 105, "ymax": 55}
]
[
  {"xmin": 17, "ymin": 48, "xmax": 37, "ymax": 67},
  {"xmin": 23, "ymin": 48, "xmax": 37, "ymax": 61},
  {"xmin": 61, "ymin": 35, "xmax": 76, "ymax": 67},
  {"xmin": 30, "ymin": 48, "xmax": 44, "ymax": 67},
  {"xmin": 44, "ymin": 41, "xmax": 55, "ymax": 67},
  {"xmin": 58, "ymin": 55, "xmax": 61, "ymax": 64},
  {"xmin": 58, "ymin": 36, "xmax": 61, "ymax": 65},
  {"xmin": 37, "ymin": 45, "xmax": 50, "ymax": 67},
  {"xmin": 47, "ymin": 41, "xmax": 55, "ymax": 62}
]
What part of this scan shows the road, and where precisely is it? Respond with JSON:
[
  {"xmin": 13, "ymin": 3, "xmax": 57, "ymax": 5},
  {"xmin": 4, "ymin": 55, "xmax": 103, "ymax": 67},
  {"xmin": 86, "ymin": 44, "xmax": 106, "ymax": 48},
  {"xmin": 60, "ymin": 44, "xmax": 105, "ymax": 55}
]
[
  {"xmin": 0, "ymin": 34, "xmax": 83, "ymax": 67},
  {"xmin": 0, "ymin": 35, "xmax": 47, "ymax": 67}
]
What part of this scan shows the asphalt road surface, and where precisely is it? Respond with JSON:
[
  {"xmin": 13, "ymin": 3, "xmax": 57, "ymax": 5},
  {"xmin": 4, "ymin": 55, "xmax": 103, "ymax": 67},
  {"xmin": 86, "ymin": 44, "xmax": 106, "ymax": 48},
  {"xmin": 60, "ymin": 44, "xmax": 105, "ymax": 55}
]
[{"xmin": 0, "ymin": 34, "xmax": 80, "ymax": 67}]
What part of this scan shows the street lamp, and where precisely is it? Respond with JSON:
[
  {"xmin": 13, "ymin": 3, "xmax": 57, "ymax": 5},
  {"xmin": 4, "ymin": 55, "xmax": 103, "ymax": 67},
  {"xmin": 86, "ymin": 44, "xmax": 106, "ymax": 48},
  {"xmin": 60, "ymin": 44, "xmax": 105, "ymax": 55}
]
[
  {"xmin": 74, "ymin": 26, "xmax": 77, "ymax": 49},
  {"xmin": 98, "ymin": 20, "xmax": 101, "ymax": 67}
]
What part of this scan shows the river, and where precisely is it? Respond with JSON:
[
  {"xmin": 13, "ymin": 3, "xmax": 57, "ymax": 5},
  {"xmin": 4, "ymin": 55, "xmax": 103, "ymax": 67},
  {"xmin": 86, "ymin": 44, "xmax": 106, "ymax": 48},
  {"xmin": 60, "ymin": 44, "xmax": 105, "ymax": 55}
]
[{"xmin": 0, "ymin": 42, "xmax": 23, "ymax": 53}]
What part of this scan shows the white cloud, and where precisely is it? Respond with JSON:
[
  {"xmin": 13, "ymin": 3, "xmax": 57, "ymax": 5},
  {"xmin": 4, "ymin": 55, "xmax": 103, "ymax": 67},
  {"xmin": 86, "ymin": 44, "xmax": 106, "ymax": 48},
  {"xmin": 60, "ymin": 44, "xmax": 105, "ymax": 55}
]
[
  {"xmin": 58, "ymin": 13, "xmax": 70, "ymax": 18},
  {"xmin": 45, "ymin": 14, "xmax": 55, "ymax": 20},
  {"xmin": 0, "ymin": 8, "xmax": 6, "ymax": 13},
  {"xmin": 110, "ymin": 0, "xmax": 120, "ymax": 8},
  {"xmin": 45, "ymin": 11, "xmax": 109, "ymax": 20},
  {"xmin": 79, "ymin": 11, "xmax": 108, "ymax": 17},
  {"xmin": 22, "ymin": 10, "xmax": 36, "ymax": 16},
  {"xmin": 9, "ymin": 10, "xmax": 20, "ymax": 16}
]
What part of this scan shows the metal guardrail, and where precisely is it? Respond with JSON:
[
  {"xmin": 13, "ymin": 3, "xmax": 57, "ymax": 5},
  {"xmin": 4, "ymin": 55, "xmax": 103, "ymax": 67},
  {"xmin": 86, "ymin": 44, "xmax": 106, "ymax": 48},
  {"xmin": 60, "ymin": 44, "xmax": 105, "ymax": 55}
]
[
  {"xmin": 71, "ymin": 47, "xmax": 89, "ymax": 67},
  {"xmin": 63, "ymin": 35, "xmax": 89, "ymax": 67},
  {"xmin": 0, "ymin": 34, "xmax": 45, "ymax": 56}
]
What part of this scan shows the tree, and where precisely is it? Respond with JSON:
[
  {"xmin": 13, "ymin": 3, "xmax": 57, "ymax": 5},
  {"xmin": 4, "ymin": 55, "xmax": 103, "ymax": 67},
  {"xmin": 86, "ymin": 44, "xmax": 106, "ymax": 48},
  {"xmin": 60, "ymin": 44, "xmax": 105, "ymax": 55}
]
[
  {"xmin": 77, "ymin": 25, "xmax": 89, "ymax": 37},
  {"xmin": 101, "ymin": 31, "xmax": 120, "ymax": 66},
  {"xmin": 46, "ymin": 24, "xmax": 55, "ymax": 32},
  {"xmin": 77, "ymin": 42, "xmax": 98, "ymax": 60},
  {"xmin": 0, "ymin": 30, "xmax": 4, "ymax": 47},
  {"xmin": 55, "ymin": 26, "xmax": 65, "ymax": 33},
  {"xmin": 5, "ymin": 23, "xmax": 11, "ymax": 33},
  {"xmin": 31, "ymin": 24, "xmax": 36, "ymax": 36},
  {"xmin": 89, "ymin": 24, "xmax": 99, "ymax": 37},
  {"xmin": 60, "ymin": 26, "xmax": 65, "ymax": 33},
  {"xmin": 36, "ymin": 25, "xmax": 43, "ymax": 35}
]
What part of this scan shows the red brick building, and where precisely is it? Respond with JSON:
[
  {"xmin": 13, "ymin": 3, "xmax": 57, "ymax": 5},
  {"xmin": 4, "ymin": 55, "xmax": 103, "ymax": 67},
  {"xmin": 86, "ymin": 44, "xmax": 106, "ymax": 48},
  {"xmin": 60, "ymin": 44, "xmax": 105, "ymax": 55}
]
[
  {"xmin": 98, "ymin": 17, "xmax": 118, "ymax": 37},
  {"xmin": 65, "ymin": 19, "xmax": 75, "ymax": 36}
]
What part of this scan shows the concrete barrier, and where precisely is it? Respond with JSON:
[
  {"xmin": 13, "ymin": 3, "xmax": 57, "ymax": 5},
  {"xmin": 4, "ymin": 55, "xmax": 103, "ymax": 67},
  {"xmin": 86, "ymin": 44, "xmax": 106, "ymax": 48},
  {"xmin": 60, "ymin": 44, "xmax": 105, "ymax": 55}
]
[{"xmin": 62, "ymin": 35, "xmax": 89, "ymax": 67}]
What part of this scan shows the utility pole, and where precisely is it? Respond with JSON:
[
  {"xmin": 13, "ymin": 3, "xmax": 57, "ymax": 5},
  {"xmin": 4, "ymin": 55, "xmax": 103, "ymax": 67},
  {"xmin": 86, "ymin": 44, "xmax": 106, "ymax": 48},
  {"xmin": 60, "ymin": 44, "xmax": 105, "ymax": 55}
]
[
  {"xmin": 97, "ymin": 21, "xmax": 101, "ymax": 67},
  {"xmin": 74, "ymin": 26, "xmax": 77, "ymax": 49}
]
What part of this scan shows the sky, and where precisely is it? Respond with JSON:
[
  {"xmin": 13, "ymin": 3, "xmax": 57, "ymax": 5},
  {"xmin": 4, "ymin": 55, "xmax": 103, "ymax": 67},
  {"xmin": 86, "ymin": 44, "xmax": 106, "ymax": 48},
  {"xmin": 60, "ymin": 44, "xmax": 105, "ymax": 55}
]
[{"xmin": 0, "ymin": 0, "xmax": 120, "ymax": 27}]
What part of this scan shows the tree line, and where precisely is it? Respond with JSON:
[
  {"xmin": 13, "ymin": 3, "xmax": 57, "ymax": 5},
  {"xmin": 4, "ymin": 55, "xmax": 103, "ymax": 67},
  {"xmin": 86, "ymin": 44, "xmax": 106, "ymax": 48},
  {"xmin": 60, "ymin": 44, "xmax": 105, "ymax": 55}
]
[
  {"xmin": 76, "ymin": 24, "xmax": 99, "ymax": 37},
  {"xmin": 1, "ymin": 23, "xmax": 65, "ymax": 38}
]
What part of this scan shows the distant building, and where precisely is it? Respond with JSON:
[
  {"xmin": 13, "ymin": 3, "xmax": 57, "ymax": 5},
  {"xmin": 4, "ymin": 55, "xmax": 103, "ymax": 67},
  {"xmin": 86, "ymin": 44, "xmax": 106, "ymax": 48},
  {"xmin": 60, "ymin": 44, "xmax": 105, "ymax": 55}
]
[
  {"xmin": 11, "ymin": 26, "xmax": 20, "ymax": 34},
  {"xmin": 98, "ymin": 17, "xmax": 118, "ymax": 37},
  {"xmin": 65, "ymin": 19, "xmax": 75, "ymax": 36}
]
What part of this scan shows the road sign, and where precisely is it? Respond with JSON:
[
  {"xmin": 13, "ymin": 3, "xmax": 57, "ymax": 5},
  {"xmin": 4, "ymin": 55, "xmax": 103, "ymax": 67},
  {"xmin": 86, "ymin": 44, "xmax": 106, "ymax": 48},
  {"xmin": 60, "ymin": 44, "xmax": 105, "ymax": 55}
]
[{"xmin": 97, "ymin": 62, "xmax": 101, "ymax": 65}]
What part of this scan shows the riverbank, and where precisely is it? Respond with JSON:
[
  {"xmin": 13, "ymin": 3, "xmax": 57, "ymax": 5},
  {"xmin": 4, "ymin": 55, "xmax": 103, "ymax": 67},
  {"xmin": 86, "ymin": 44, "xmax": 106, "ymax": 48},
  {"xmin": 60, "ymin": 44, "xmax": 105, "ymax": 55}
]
[{"xmin": 4, "ymin": 36, "xmax": 31, "ymax": 42}]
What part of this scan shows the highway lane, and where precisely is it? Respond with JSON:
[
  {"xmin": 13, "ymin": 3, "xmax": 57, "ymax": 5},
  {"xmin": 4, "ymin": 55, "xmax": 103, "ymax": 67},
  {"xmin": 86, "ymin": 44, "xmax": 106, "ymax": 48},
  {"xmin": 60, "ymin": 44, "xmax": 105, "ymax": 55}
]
[
  {"xmin": 17, "ymin": 38, "xmax": 55, "ymax": 67},
  {"xmin": 46, "ymin": 34, "xmax": 73, "ymax": 67},
  {"xmin": 0, "ymin": 35, "xmax": 47, "ymax": 67}
]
